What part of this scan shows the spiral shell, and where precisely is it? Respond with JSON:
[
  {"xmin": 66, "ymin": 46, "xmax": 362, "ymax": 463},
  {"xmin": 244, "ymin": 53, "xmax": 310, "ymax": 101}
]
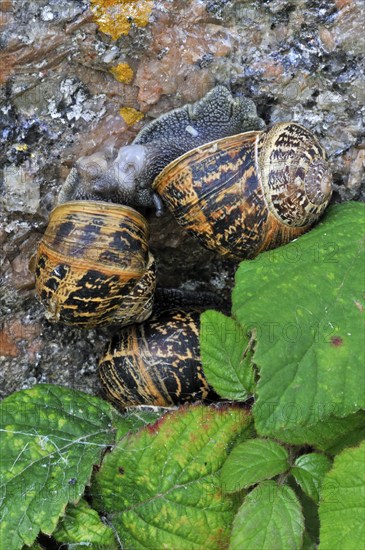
[
  {"xmin": 99, "ymin": 308, "xmax": 218, "ymax": 407},
  {"xmin": 34, "ymin": 200, "xmax": 156, "ymax": 328},
  {"xmin": 153, "ymin": 122, "xmax": 332, "ymax": 260}
]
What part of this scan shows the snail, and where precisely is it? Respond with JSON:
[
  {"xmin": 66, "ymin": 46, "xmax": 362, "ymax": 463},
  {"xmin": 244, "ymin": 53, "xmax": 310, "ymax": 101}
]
[
  {"xmin": 59, "ymin": 86, "xmax": 332, "ymax": 260},
  {"xmin": 98, "ymin": 307, "xmax": 218, "ymax": 408},
  {"xmin": 33, "ymin": 200, "xmax": 156, "ymax": 328}
]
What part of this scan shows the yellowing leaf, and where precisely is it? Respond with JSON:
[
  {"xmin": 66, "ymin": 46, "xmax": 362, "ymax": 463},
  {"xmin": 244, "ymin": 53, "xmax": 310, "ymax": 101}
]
[{"xmin": 92, "ymin": 405, "xmax": 252, "ymax": 549}]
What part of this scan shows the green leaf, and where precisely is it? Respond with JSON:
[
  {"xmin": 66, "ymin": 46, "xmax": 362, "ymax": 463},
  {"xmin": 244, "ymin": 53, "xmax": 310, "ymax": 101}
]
[
  {"xmin": 319, "ymin": 441, "xmax": 365, "ymax": 550},
  {"xmin": 53, "ymin": 498, "xmax": 117, "ymax": 548},
  {"xmin": 322, "ymin": 411, "xmax": 365, "ymax": 454},
  {"xmin": 114, "ymin": 407, "xmax": 167, "ymax": 442},
  {"xmin": 0, "ymin": 385, "xmax": 119, "ymax": 550},
  {"xmin": 92, "ymin": 404, "xmax": 252, "ymax": 549},
  {"xmin": 291, "ymin": 453, "xmax": 332, "ymax": 503},
  {"xmin": 230, "ymin": 481, "xmax": 304, "ymax": 550},
  {"xmin": 221, "ymin": 438, "xmax": 289, "ymax": 491},
  {"xmin": 288, "ymin": 477, "xmax": 320, "ymax": 546},
  {"xmin": 232, "ymin": 202, "xmax": 365, "ymax": 439},
  {"xmin": 301, "ymin": 530, "xmax": 317, "ymax": 550},
  {"xmin": 24, "ymin": 543, "xmax": 44, "ymax": 550},
  {"xmin": 200, "ymin": 310, "xmax": 254, "ymax": 400},
  {"xmin": 272, "ymin": 410, "xmax": 365, "ymax": 450}
]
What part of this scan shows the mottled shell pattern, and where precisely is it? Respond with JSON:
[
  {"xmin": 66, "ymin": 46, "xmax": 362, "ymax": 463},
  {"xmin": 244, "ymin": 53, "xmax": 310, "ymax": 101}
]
[
  {"xmin": 34, "ymin": 201, "xmax": 156, "ymax": 328},
  {"xmin": 153, "ymin": 122, "xmax": 332, "ymax": 260},
  {"xmin": 99, "ymin": 308, "xmax": 217, "ymax": 408}
]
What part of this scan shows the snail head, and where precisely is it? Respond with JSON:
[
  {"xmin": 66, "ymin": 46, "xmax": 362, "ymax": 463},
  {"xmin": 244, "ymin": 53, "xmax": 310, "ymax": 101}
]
[
  {"xmin": 58, "ymin": 86, "xmax": 264, "ymax": 215},
  {"xmin": 57, "ymin": 145, "xmax": 161, "ymax": 212}
]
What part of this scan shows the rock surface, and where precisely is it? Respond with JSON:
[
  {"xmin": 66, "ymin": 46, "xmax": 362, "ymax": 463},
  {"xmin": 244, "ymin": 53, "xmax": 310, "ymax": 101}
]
[{"xmin": 1, "ymin": 0, "xmax": 364, "ymax": 400}]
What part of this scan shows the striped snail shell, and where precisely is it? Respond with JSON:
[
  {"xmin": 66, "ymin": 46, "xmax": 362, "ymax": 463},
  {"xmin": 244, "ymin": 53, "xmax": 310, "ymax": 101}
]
[
  {"xmin": 99, "ymin": 308, "xmax": 218, "ymax": 408},
  {"xmin": 152, "ymin": 122, "xmax": 333, "ymax": 260},
  {"xmin": 55, "ymin": 87, "xmax": 332, "ymax": 260},
  {"xmin": 33, "ymin": 200, "xmax": 156, "ymax": 328}
]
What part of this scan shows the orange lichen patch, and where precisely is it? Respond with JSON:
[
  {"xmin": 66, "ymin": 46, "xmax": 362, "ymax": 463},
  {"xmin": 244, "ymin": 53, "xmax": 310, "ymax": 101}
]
[
  {"xmin": 119, "ymin": 107, "xmax": 144, "ymax": 126},
  {"xmin": 90, "ymin": 0, "xmax": 154, "ymax": 40},
  {"xmin": 111, "ymin": 62, "xmax": 134, "ymax": 84}
]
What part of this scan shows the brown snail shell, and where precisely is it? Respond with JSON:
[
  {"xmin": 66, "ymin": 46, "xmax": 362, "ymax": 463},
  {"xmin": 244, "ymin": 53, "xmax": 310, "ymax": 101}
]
[
  {"xmin": 98, "ymin": 308, "xmax": 218, "ymax": 408},
  {"xmin": 34, "ymin": 200, "xmax": 156, "ymax": 328},
  {"xmin": 153, "ymin": 122, "xmax": 332, "ymax": 260}
]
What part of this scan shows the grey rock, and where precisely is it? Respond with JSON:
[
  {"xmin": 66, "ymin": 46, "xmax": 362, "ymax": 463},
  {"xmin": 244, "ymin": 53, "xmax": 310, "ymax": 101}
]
[{"xmin": 0, "ymin": 0, "xmax": 363, "ymax": 403}]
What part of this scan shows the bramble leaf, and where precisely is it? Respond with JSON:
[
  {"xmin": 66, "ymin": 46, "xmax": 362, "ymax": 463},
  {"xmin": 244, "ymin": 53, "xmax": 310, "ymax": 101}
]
[
  {"xmin": 232, "ymin": 202, "xmax": 365, "ymax": 441},
  {"xmin": 273, "ymin": 410, "xmax": 365, "ymax": 450},
  {"xmin": 230, "ymin": 481, "xmax": 304, "ymax": 549},
  {"xmin": 92, "ymin": 404, "xmax": 251, "ymax": 549},
  {"xmin": 319, "ymin": 441, "xmax": 365, "ymax": 550},
  {"xmin": 292, "ymin": 453, "xmax": 332, "ymax": 503},
  {"xmin": 221, "ymin": 438, "xmax": 289, "ymax": 491},
  {"xmin": 200, "ymin": 310, "xmax": 254, "ymax": 400},
  {"xmin": 53, "ymin": 498, "xmax": 117, "ymax": 548},
  {"xmin": 0, "ymin": 385, "xmax": 119, "ymax": 550}
]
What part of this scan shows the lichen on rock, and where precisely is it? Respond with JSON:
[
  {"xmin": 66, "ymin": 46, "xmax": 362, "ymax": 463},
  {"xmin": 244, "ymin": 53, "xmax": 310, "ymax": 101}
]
[
  {"xmin": 90, "ymin": 0, "xmax": 154, "ymax": 39},
  {"xmin": 119, "ymin": 106, "xmax": 144, "ymax": 125},
  {"xmin": 111, "ymin": 62, "xmax": 134, "ymax": 83}
]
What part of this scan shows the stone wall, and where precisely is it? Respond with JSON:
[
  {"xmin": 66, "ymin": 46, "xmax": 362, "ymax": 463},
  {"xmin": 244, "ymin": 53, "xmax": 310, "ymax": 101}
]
[{"xmin": 0, "ymin": 0, "xmax": 364, "ymax": 398}]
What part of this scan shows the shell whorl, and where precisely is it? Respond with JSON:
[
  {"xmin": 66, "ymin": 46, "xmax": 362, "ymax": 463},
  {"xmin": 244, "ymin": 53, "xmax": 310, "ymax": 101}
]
[
  {"xmin": 152, "ymin": 122, "xmax": 332, "ymax": 260},
  {"xmin": 99, "ymin": 308, "xmax": 217, "ymax": 408},
  {"xmin": 41, "ymin": 200, "xmax": 150, "ymax": 272},
  {"xmin": 257, "ymin": 122, "xmax": 332, "ymax": 228},
  {"xmin": 34, "ymin": 200, "xmax": 156, "ymax": 327}
]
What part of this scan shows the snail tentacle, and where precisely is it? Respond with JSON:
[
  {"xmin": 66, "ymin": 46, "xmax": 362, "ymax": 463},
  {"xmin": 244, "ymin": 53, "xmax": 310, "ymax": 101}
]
[{"xmin": 57, "ymin": 87, "xmax": 265, "ymax": 214}]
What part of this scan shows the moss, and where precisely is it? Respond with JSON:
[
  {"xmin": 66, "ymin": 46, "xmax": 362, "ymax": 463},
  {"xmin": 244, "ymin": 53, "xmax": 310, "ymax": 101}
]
[
  {"xmin": 119, "ymin": 107, "xmax": 144, "ymax": 126},
  {"xmin": 90, "ymin": 0, "xmax": 154, "ymax": 40}
]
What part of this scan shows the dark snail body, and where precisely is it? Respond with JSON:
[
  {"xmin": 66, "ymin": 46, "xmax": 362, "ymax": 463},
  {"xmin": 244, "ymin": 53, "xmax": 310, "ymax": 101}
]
[
  {"xmin": 57, "ymin": 86, "xmax": 332, "ymax": 261},
  {"xmin": 58, "ymin": 87, "xmax": 265, "ymax": 212},
  {"xmin": 99, "ymin": 308, "xmax": 218, "ymax": 408},
  {"xmin": 34, "ymin": 201, "xmax": 156, "ymax": 328}
]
